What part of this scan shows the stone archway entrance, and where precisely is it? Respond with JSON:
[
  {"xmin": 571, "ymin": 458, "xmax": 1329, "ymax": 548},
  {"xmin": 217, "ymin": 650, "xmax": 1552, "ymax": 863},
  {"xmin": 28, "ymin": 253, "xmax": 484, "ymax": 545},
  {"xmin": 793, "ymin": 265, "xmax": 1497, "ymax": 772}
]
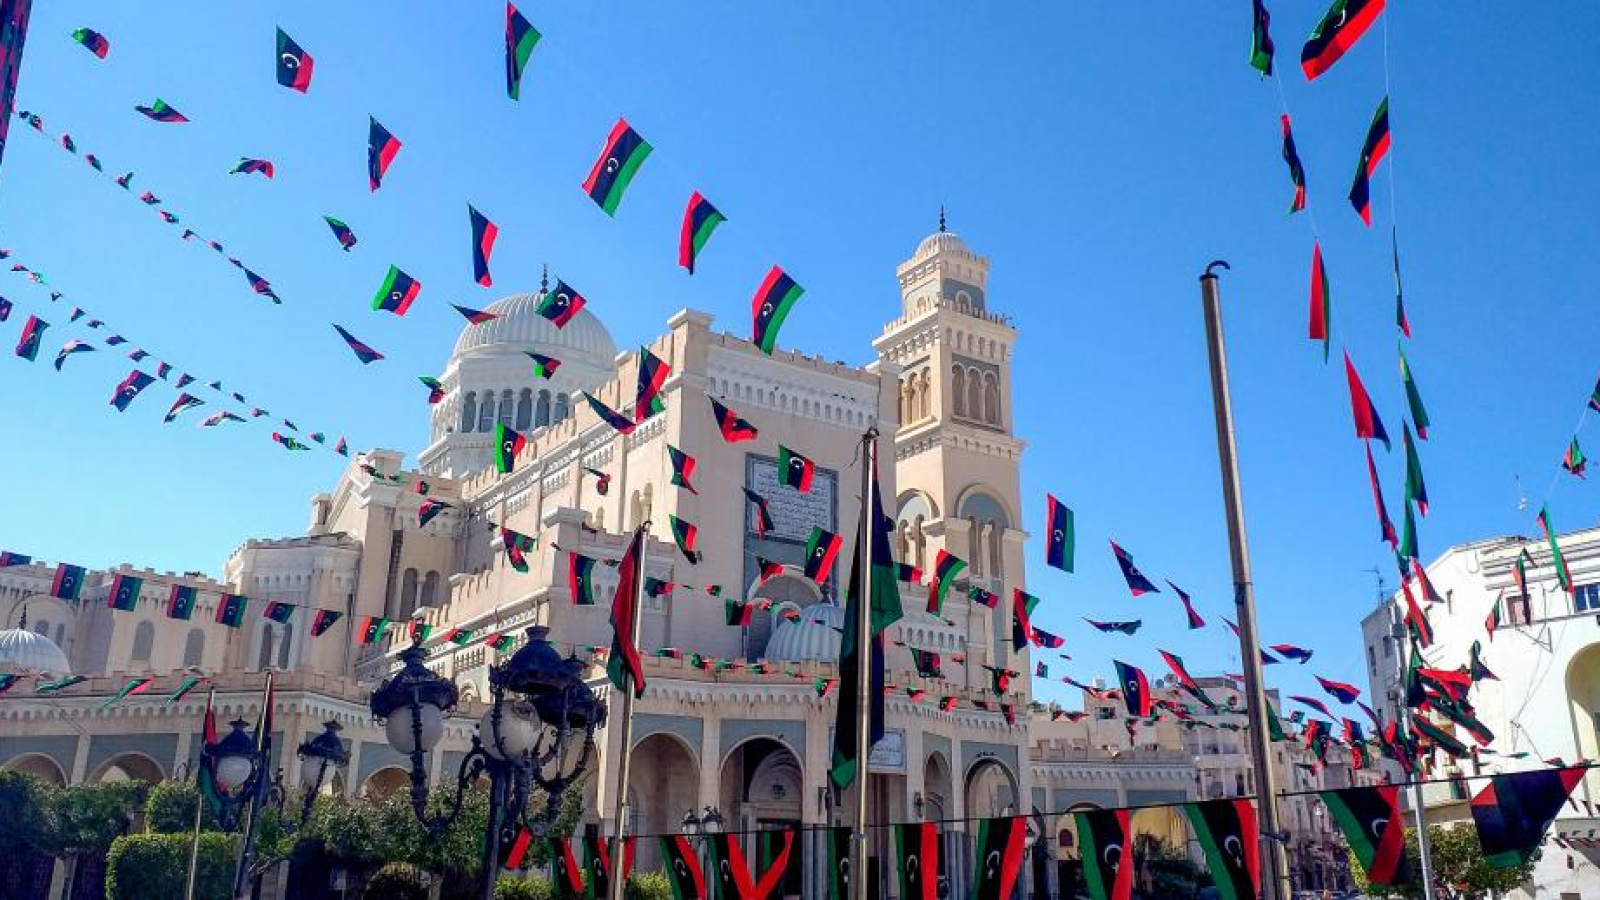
[
  {"xmin": 629, "ymin": 732, "xmax": 700, "ymax": 870},
  {"xmin": 963, "ymin": 757, "xmax": 1017, "ymax": 819},
  {"xmin": 361, "ymin": 766, "xmax": 410, "ymax": 799},
  {"xmin": 91, "ymin": 752, "xmax": 164, "ymax": 784},
  {"xmin": 720, "ymin": 737, "xmax": 804, "ymax": 897}
]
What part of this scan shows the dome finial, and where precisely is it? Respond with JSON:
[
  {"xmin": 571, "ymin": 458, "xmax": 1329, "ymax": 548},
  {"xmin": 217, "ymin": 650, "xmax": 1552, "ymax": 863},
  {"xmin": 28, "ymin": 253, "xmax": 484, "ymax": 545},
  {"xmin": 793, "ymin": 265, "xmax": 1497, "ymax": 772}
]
[
  {"xmin": 540, "ymin": 264, "xmax": 549, "ymax": 292},
  {"xmin": 938, "ymin": 205, "xmax": 946, "ymax": 233},
  {"xmin": 16, "ymin": 603, "xmax": 24, "ymax": 630}
]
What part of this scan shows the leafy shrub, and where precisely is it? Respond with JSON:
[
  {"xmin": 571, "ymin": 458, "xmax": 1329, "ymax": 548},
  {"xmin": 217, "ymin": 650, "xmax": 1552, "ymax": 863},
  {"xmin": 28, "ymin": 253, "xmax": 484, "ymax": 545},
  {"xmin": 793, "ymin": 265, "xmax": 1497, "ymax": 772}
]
[
  {"xmin": 104, "ymin": 832, "xmax": 237, "ymax": 900},
  {"xmin": 625, "ymin": 871, "xmax": 674, "ymax": 899},
  {"xmin": 495, "ymin": 875, "xmax": 554, "ymax": 900},
  {"xmin": 142, "ymin": 779, "xmax": 218, "ymax": 834},
  {"xmin": 363, "ymin": 862, "xmax": 430, "ymax": 899}
]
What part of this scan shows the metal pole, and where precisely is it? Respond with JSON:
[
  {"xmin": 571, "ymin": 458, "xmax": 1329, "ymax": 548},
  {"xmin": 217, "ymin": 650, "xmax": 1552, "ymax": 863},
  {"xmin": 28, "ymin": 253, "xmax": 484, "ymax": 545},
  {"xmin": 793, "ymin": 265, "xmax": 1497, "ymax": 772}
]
[
  {"xmin": 851, "ymin": 429, "xmax": 878, "ymax": 900},
  {"xmin": 184, "ymin": 688, "xmax": 214, "ymax": 900},
  {"xmin": 233, "ymin": 671, "xmax": 273, "ymax": 900},
  {"xmin": 608, "ymin": 517, "xmax": 652, "ymax": 900},
  {"xmin": 1390, "ymin": 627, "xmax": 1438, "ymax": 899},
  {"xmin": 1196, "ymin": 264, "xmax": 1290, "ymax": 900},
  {"xmin": 478, "ymin": 762, "xmax": 506, "ymax": 900}
]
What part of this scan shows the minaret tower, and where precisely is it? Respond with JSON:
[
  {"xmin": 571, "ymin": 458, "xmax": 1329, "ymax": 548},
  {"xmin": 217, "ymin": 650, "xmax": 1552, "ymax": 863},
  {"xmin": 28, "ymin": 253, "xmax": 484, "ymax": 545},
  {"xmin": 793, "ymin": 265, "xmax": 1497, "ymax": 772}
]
[{"xmin": 874, "ymin": 213, "xmax": 1028, "ymax": 682}]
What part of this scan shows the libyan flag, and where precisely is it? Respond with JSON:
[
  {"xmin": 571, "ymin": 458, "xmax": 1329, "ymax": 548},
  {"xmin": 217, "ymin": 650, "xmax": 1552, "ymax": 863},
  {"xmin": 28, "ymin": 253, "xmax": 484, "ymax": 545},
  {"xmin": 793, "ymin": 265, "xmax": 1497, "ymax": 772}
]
[
  {"xmin": 605, "ymin": 527, "xmax": 647, "ymax": 699},
  {"xmin": 1076, "ymin": 808, "xmax": 1133, "ymax": 900},
  {"xmin": 828, "ymin": 455, "xmax": 904, "ymax": 790},
  {"xmin": 894, "ymin": 822, "xmax": 940, "ymax": 900},
  {"xmin": 1470, "ymin": 768, "xmax": 1584, "ymax": 868},
  {"xmin": 1320, "ymin": 784, "xmax": 1409, "ymax": 885},
  {"xmin": 971, "ymin": 816, "xmax": 1026, "ymax": 900},
  {"xmin": 658, "ymin": 834, "xmax": 705, "ymax": 899},
  {"xmin": 1184, "ymin": 799, "xmax": 1259, "ymax": 900}
]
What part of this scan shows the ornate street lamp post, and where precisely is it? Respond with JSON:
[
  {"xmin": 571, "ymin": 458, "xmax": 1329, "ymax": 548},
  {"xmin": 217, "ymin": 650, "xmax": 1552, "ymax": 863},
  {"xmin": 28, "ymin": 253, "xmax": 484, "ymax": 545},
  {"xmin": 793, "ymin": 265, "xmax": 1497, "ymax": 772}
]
[
  {"xmin": 292, "ymin": 721, "xmax": 350, "ymax": 822},
  {"xmin": 204, "ymin": 718, "xmax": 264, "ymax": 833},
  {"xmin": 369, "ymin": 626, "xmax": 605, "ymax": 900}
]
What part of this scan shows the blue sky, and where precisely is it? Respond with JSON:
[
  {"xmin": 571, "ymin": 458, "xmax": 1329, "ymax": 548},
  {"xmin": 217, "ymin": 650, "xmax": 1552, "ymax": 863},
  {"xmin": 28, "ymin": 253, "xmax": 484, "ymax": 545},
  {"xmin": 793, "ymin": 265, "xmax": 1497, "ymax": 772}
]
[{"xmin": 2, "ymin": 3, "xmax": 1597, "ymax": 709}]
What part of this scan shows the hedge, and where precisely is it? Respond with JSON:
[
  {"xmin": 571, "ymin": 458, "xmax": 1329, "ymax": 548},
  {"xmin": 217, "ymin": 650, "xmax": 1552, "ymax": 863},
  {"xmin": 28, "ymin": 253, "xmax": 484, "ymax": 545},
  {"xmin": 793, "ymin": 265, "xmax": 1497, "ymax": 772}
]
[{"xmin": 104, "ymin": 832, "xmax": 238, "ymax": 900}]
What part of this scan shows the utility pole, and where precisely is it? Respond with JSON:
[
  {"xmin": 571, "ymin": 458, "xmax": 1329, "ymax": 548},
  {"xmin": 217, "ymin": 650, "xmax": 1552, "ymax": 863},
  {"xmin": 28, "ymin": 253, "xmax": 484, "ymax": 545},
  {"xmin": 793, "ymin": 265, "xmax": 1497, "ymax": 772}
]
[
  {"xmin": 1388, "ymin": 624, "xmax": 1438, "ymax": 899},
  {"xmin": 851, "ymin": 429, "xmax": 879, "ymax": 900},
  {"xmin": 607, "ymin": 515, "xmax": 651, "ymax": 900},
  {"xmin": 1196, "ymin": 263, "xmax": 1290, "ymax": 900}
]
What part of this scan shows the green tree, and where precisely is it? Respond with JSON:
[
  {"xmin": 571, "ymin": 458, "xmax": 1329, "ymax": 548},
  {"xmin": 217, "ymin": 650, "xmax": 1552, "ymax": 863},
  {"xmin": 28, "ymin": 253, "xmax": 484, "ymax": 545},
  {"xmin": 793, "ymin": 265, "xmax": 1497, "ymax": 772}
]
[
  {"xmin": 494, "ymin": 877, "xmax": 554, "ymax": 900},
  {"xmin": 0, "ymin": 770, "xmax": 57, "ymax": 857},
  {"xmin": 45, "ymin": 779, "xmax": 148, "ymax": 856},
  {"xmin": 104, "ymin": 832, "xmax": 238, "ymax": 900},
  {"xmin": 1350, "ymin": 824, "xmax": 1537, "ymax": 899},
  {"xmin": 143, "ymin": 779, "xmax": 219, "ymax": 834}
]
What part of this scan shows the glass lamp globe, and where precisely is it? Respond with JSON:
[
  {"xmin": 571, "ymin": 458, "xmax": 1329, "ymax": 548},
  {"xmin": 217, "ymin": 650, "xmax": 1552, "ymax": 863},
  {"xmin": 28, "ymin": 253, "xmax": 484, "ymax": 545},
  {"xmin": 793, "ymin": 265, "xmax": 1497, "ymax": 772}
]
[
  {"xmin": 386, "ymin": 702, "xmax": 444, "ymax": 754},
  {"xmin": 481, "ymin": 699, "xmax": 541, "ymax": 760},
  {"xmin": 215, "ymin": 754, "xmax": 254, "ymax": 793},
  {"xmin": 299, "ymin": 758, "xmax": 329, "ymax": 790}
]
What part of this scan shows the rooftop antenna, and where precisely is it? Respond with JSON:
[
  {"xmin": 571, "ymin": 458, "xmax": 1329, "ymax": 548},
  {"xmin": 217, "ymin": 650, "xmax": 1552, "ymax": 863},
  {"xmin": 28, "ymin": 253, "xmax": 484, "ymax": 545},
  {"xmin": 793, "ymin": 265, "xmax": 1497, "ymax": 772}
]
[
  {"xmin": 1513, "ymin": 473, "xmax": 1528, "ymax": 511},
  {"xmin": 1364, "ymin": 566, "xmax": 1388, "ymax": 608}
]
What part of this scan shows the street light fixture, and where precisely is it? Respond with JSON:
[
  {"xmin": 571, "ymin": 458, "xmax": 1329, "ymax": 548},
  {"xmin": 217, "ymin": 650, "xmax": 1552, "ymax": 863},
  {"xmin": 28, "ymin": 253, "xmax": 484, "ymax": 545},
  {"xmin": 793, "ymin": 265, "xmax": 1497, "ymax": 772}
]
[
  {"xmin": 204, "ymin": 718, "xmax": 264, "ymax": 832},
  {"xmin": 368, "ymin": 626, "xmax": 606, "ymax": 900},
  {"xmin": 294, "ymin": 721, "xmax": 350, "ymax": 823}
]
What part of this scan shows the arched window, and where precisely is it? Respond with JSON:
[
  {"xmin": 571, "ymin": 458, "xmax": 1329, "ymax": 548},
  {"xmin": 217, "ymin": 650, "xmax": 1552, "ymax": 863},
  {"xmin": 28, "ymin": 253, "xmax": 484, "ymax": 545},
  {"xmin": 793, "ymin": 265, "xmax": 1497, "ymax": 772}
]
[
  {"xmin": 554, "ymin": 394, "xmax": 570, "ymax": 422},
  {"xmin": 183, "ymin": 629, "xmax": 205, "ymax": 667},
  {"xmin": 131, "ymin": 621, "xmax": 155, "ymax": 666},
  {"xmin": 476, "ymin": 391, "xmax": 495, "ymax": 432},
  {"xmin": 460, "ymin": 392, "xmax": 477, "ymax": 433},
  {"xmin": 951, "ymin": 366, "xmax": 966, "ymax": 417},
  {"xmin": 33, "ymin": 618, "xmax": 49, "ymax": 637},
  {"xmin": 276, "ymin": 626, "xmax": 293, "ymax": 669},
  {"xmin": 967, "ymin": 516, "xmax": 983, "ymax": 577},
  {"xmin": 989, "ymin": 521, "xmax": 1004, "ymax": 580},
  {"xmin": 965, "ymin": 371, "xmax": 981, "ymax": 422},
  {"xmin": 629, "ymin": 492, "xmax": 643, "ymax": 531},
  {"xmin": 421, "ymin": 571, "xmax": 440, "ymax": 607},
  {"xmin": 515, "ymin": 389, "xmax": 533, "ymax": 430},
  {"xmin": 400, "ymin": 569, "xmax": 419, "ymax": 618},
  {"xmin": 535, "ymin": 390, "xmax": 551, "ymax": 427},
  {"xmin": 256, "ymin": 625, "xmax": 274, "ymax": 670},
  {"xmin": 983, "ymin": 373, "xmax": 1001, "ymax": 426},
  {"xmin": 497, "ymin": 390, "xmax": 514, "ymax": 426},
  {"xmin": 916, "ymin": 373, "xmax": 930, "ymax": 420},
  {"xmin": 54, "ymin": 623, "xmax": 65, "ymax": 647}
]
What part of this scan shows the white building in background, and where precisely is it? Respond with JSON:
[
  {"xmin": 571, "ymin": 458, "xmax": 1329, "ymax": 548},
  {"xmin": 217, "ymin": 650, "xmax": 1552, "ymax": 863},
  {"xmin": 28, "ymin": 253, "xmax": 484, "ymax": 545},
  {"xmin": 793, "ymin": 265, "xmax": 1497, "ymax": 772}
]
[{"xmin": 1359, "ymin": 525, "xmax": 1600, "ymax": 898}]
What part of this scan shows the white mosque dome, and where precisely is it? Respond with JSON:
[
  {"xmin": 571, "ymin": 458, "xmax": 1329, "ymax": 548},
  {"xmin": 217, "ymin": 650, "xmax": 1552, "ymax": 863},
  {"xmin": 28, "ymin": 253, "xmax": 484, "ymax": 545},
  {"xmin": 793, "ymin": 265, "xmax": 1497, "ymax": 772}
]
[
  {"xmin": 450, "ymin": 290, "xmax": 617, "ymax": 365},
  {"xmin": 914, "ymin": 229, "xmax": 971, "ymax": 259},
  {"xmin": 0, "ymin": 626, "xmax": 70, "ymax": 675},
  {"xmin": 764, "ymin": 603, "xmax": 844, "ymax": 663}
]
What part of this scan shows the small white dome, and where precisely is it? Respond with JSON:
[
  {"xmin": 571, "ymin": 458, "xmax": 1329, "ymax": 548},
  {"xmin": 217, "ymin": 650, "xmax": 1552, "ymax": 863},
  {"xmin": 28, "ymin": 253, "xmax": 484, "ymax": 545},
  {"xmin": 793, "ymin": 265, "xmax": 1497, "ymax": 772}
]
[
  {"xmin": 915, "ymin": 230, "xmax": 970, "ymax": 259},
  {"xmin": 764, "ymin": 603, "xmax": 844, "ymax": 663},
  {"xmin": 450, "ymin": 290, "xmax": 617, "ymax": 365},
  {"xmin": 0, "ymin": 627, "xmax": 70, "ymax": 675}
]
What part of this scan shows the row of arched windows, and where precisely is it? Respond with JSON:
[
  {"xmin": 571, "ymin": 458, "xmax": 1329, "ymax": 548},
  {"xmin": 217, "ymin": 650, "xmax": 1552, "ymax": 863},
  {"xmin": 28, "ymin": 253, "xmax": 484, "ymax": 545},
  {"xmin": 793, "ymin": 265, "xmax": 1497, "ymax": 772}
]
[
  {"xmin": 127, "ymin": 621, "xmax": 206, "ymax": 668},
  {"xmin": 899, "ymin": 370, "xmax": 932, "ymax": 425},
  {"xmin": 459, "ymin": 389, "xmax": 571, "ymax": 434},
  {"xmin": 397, "ymin": 568, "xmax": 442, "ymax": 619},
  {"xmin": 951, "ymin": 365, "xmax": 1002, "ymax": 426}
]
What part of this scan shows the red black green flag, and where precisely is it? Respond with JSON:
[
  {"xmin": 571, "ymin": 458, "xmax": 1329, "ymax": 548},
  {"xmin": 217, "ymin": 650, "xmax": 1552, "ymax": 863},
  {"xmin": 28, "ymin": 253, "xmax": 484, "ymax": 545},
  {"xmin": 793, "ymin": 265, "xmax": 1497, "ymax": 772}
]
[
  {"xmin": 1412, "ymin": 716, "xmax": 1468, "ymax": 758},
  {"xmin": 1537, "ymin": 505, "xmax": 1574, "ymax": 593},
  {"xmin": 606, "ymin": 527, "xmax": 647, "ymax": 699},
  {"xmin": 1320, "ymin": 783, "xmax": 1406, "ymax": 884},
  {"xmin": 927, "ymin": 549, "xmax": 966, "ymax": 615},
  {"xmin": 370, "ymin": 264, "xmax": 420, "ymax": 315},
  {"xmin": 1589, "ymin": 373, "xmax": 1600, "ymax": 414},
  {"xmin": 1184, "ymin": 799, "xmax": 1260, "ymax": 900},
  {"xmin": 1309, "ymin": 242, "xmax": 1330, "ymax": 360},
  {"xmin": 503, "ymin": 2, "xmax": 541, "ymax": 101},
  {"xmin": 1280, "ymin": 114, "xmax": 1306, "ymax": 213},
  {"xmin": 1011, "ymin": 589, "xmax": 1041, "ymax": 652},
  {"xmin": 659, "ymin": 834, "xmax": 705, "ymax": 900},
  {"xmin": 823, "ymin": 826, "xmax": 854, "ymax": 898},
  {"xmin": 1348, "ymin": 96, "xmax": 1391, "ymax": 227},
  {"xmin": 582, "ymin": 391, "xmax": 636, "ymax": 435},
  {"xmin": 1316, "ymin": 675, "xmax": 1361, "ymax": 704},
  {"xmin": 742, "ymin": 489, "xmax": 773, "ymax": 536},
  {"xmin": 756, "ymin": 558, "xmax": 784, "ymax": 585},
  {"xmin": 753, "ymin": 829, "xmax": 794, "ymax": 899},
  {"xmin": 502, "ymin": 527, "xmax": 536, "ymax": 573},
  {"xmin": 468, "ymin": 205, "xmax": 497, "ymax": 287},
  {"xmin": 1085, "ymin": 618, "xmax": 1142, "ymax": 635},
  {"xmin": 276, "ymin": 28, "xmax": 313, "ymax": 93},
  {"xmin": 829, "ymin": 454, "xmax": 902, "ymax": 790},
  {"xmin": 1109, "ymin": 540, "xmax": 1159, "ymax": 596},
  {"xmin": 1249, "ymin": 0, "xmax": 1275, "ymax": 76},
  {"xmin": 418, "ymin": 498, "xmax": 450, "ymax": 527},
  {"xmin": 527, "ymin": 350, "xmax": 561, "ymax": 378},
  {"xmin": 1365, "ymin": 444, "xmax": 1399, "ymax": 549},
  {"xmin": 500, "ymin": 827, "xmax": 533, "ymax": 871},
  {"xmin": 668, "ymin": 445, "xmax": 698, "ymax": 494},
  {"xmin": 971, "ymin": 816, "xmax": 1025, "ymax": 900},
  {"xmin": 367, "ymin": 116, "xmax": 400, "ymax": 191},
  {"xmin": 14, "ymin": 315, "xmax": 45, "ymax": 361},
  {"xmin": 311, "ymin": 609, "xmax": 342, "ymax": 637},
  {"xmin": 197, "ymin": 690, "xmax": 224, "ymax": 814},
  {"xmin": 679, "ymin": 191, "xmax": 726, "ymax": 275},
  {"xmin": 1166, "ymin": 580, "xmax": 1207, "ymax": 629},
  {"xmin": 1485, "ymin": 598, "xmax": 1502, "ymax": 642},
  {"xmin": 584, "ymin": 468, "xmax": 611, "ymax": 495},
  {"xmin": 263, "ymin": 601, "xmax": 296, "ymax": 624},
  {"xmin": 777, "ymin": 445, "xmax": 814, "ymax": 492},
  {"xmin": 166, "ymin": 584, "xmax": 197, "ymax": 620},
  {"xmin": 136, "ymin": 98, "xmax": 189, "ymax": 122},
  {"xmin": 805, "ymin": 526, "xmax": 843, "ymax": 583},
  {"xmin": 969, "ymin": 586, "xmax": 999, "ymax": 609},
  {"xmin": 1398, "ymin": 345, "xmax": 1429, "ymax": 439},
  {"xmin": 983, "ymin": 665, "xmax": 1014, "ymax": 695},
  {"xmin": 551, "ymin": 838, "xmax": 584, "ymax": 896},
  {"xmin": 1045, "ymin": 493, "xmax": 1074, "ymax": 572},
  {"xmin": 111, "ymin": 369, "xmax": 155, "ymax": 411},
  {"xmin": 583, "ymin": 118, "xmax": 651, "ymax": 216},
  {"xmin": 710, "ymin": 397, "xmax": 758, "ymax": 442},
  {"xmin": 1344, "ymin": 352, "xmax": 1390, "ymax": 449},
  {"xmin": 910, "ymin": 649, "xmax": 943, "ymax": 678},
  {"xmin": 536, "ymin": 278, "xmax": 586, "ymax": 327},
  {"xmin": 894, "ymin": 822, "xmax": 940, "ymax": 900},
  {"xmin": 1301, "ymin": 0, "xmax": 1386, "ymax": 81},
  {"xmin": 1470, "ymin": 768, "xmax": 1583, "ymax": 868},
  {"xmin": 215, "ymin": 593, "xmax": 247, "ymax": 627},
  {"xmin": 569, "ymin": 553, "xmax": 599, "ymax": 605},
  {"xmin": 750, "ymin": 265, "xmax": 804, "ymax": 354},
  {"xmin": 1113, "ymin": 660, "xmax": 1152, "ymax": 717},
  {"xmin": 582, "ymin": 835, "xmax": 634, "ymax": 899},
  {"xmin": 1402, "ymin": 423, "xmax": 1428, "ymax": 515},
  {"xmin": 1032, "ymin": 628, "xmax": 1065, "ymax": 648},
  {"xmin": 1563, "ymin": 437, "xmax": 1587, "ymax": 478},
  {"xmin": 108, "ymin": 574, "xmax": 142, "ymax": 611},
  {"xmin": 668, "ymin": 515, "xmax": 701, "ymax": 564},
  {"xmin": 635, "ymin": 347, "xmax": 669, "ymax": 422},
  {"xmin": 494, "ymin": 422, "xmax": 526, "ymax": 474},
  {"xmin": 1076, "ymin": 807, "xmax": 1133, "ymax": 900},
  {"xmin": 814, "ymin": 676, "xmax": 838, "ymax": 697},
  {"xmin": 705, "ymin": 832, "xmax": 755, "ymax": 898},
  {"xmin": 74, "ymin": 28, "xmax": 111, "ymax": 60},
  {"xmin": 419, "ymin": 376, "xmax": 445, "ymax": 405}
]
